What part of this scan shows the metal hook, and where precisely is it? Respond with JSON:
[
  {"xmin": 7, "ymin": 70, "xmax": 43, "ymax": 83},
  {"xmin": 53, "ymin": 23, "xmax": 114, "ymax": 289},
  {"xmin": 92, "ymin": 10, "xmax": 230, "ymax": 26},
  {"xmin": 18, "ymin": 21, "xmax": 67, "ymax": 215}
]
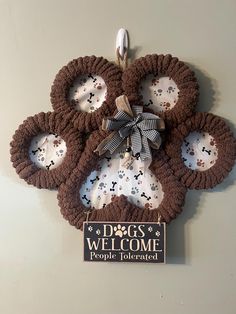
[{"xmin": 116, "ymin": 28, "xmax": 128, "ymax": 60}]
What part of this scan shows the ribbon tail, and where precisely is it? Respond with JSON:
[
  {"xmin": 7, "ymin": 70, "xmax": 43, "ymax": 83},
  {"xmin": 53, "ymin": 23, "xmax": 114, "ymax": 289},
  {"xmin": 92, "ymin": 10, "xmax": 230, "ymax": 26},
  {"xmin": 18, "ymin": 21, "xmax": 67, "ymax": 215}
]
[
  {"xmin": 140, "ymin": 136, "xmax": 152, "ymax": 161},
  {"xmin": 94, "ymin": 131, "xmax": 116, "ymax": 156},
  {"xmin": 142, "ymin": 129, "xmax": 162, "ymax": 150},
  {"xmin": 130, "ymin": 127, "xmax": 142, "ymax": 157},
  {"xmin": 94, "ymin": 131, "xmax": 124, "ymax": 156}
]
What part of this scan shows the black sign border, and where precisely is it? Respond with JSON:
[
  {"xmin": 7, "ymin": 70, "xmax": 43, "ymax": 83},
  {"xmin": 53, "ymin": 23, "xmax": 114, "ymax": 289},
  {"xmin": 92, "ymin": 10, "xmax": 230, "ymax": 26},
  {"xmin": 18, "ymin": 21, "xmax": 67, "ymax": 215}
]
[{"xmin": 83, "ymin": 221, "xmax": 166, "ymax": 264}]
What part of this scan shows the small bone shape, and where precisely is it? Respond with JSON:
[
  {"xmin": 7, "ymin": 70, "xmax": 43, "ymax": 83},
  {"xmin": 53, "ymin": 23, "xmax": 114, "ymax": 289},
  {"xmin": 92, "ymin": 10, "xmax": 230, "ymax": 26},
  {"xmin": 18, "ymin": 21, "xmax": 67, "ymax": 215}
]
[
  {"xmin": 46, "ymin": 160, "xmax": 55, "ymax": 170},
  {"xmin": 145, "ymin": 99, "xmax": 153, "ymax": 107},
  {"xmin": 87, "ymin": 93, "xmax": 95, "ymax": 103},
  {"xmin": 141, "ymin": 192, "xmax": 151, "ymax": 201},
  {"xmin": 88, "ymin": 74, "xmax": 97, "ymax": 83},
  {"xmin": 110, "ymin": 181, "xmax": 117, "ymax": 191},
  {"xmin": 90, "ymin": 176, "xmax": 99, "ymax": 184},
  {"xmin": 134, "ymin": 170, "xmax": 143, "ymax": 180},
  {"xmin": 82, "ymin": 195, "xmax": 91, "ymax": 205},
  {"xmin": 202, "ymin": 146, "xmax": 211, "ymax": 155},
  {"xmin": 32, "ymin": 147, "xmax": 42, "ymax": 155}
]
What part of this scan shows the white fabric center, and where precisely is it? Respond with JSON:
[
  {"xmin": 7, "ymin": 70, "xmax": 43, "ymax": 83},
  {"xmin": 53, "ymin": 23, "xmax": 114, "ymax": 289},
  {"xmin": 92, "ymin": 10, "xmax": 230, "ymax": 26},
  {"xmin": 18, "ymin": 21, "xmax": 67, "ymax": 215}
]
[
  {"xmin": 80, "ymin": 148, "xmax": 164, "ymax": 210},
  {"xmin": 139, "ymin": 74, "xmax": 179, "ymax": 113},
  {"xmin": 181, "ymin": 131, "xmax": 218, "ymax": 171},
  {"xmin": 29, "ymin": 133, "xmax": 67, "ymax": 170},
  {"xmin": 69, "ymin": 74, "xmax": 107, "ymax": 113}
]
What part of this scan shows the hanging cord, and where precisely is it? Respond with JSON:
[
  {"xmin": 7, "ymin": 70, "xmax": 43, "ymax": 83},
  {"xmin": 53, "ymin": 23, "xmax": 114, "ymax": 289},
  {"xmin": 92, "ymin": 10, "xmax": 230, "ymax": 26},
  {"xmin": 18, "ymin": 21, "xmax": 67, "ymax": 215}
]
[
  {"xmin": 84, "ymin": 210, "xmax": 91, "ymax": 224},
  {"xmin": 116, "ymin": 46, "xmax": 128, "ymax": 70}
]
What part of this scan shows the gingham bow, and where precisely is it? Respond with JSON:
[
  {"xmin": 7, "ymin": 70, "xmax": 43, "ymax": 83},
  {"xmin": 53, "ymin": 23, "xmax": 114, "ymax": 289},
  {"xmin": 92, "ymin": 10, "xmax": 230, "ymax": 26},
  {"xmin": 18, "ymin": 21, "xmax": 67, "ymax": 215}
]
[{"xmin": 95, "ymin": 95, "xmax": 165, "ymax": 161}]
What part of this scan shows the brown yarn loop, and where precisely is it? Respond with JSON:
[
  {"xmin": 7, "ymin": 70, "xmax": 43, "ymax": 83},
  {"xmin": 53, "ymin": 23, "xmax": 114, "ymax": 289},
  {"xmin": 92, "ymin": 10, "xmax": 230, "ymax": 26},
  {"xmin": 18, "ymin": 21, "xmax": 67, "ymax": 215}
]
[
  {"xmin": 122, "ymin": 54, "xmax": 199, "ymax": 128},
  {"xmin": 50, "ymin": 56, "xmax": 123, "ymax": 133},
  {"xmin": 57, "ymin": 129, "xmax": 187, "ymax": 230},
  {"xmin": 165, "ymin": 112, "xmax": 236, "ymax": 189},
  {"xmin": 10, "ymin": 111, "xmax": 85, "ymax": 189}
]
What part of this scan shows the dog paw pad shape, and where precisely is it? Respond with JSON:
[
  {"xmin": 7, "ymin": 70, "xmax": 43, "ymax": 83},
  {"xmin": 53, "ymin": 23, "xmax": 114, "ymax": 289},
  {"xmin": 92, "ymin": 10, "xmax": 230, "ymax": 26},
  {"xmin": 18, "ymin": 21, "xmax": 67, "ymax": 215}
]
[{"xmin": 114, "ymin": 225, "xmax": 127, "ymax": 237}]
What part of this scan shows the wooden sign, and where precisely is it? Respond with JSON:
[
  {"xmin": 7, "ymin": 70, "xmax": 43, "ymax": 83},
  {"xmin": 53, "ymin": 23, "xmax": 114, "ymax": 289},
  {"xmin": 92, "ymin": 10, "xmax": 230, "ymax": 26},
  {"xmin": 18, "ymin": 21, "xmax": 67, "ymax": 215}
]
[{"xmin": 83, "ymin": 222, "xmax": 166, "ymax": 263}]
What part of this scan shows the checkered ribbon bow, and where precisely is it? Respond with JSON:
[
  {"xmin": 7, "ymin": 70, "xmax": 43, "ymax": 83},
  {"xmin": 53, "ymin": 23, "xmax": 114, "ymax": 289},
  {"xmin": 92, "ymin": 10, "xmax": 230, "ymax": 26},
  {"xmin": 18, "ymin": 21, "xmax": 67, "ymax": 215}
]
[{"xmin": 95, "ymin": 95, "xmax": 165, "ymax": 161}]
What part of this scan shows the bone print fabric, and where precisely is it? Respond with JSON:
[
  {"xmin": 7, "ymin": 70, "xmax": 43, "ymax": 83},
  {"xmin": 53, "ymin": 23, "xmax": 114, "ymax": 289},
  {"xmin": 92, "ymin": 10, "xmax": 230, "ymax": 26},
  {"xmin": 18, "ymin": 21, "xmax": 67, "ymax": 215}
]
[
  {"xmin": 29, "ymin": 133, "xmax": 67, "ymax": 170},
  {"xmin": 80, "ymin": 148, "xmax": 164, "ymax": 210},
  {"xmin": 122, "ymin": 54, "xmax": 199, "ymax": 127},
  {"xmin": 181, "ymin": 131, "xmax": 218, "ymax": 171},
  {"xmin": 10, "ymin": 111, "xmax": 84, "ymax": 189},
  {"xmin": 165, "ymin": 112, "xmax": 236, "ymax": 190},
  {"xmin": 68, "ymin": 74, "xmax": 107, "ymax": 113},
  {"xmin": 58, "ymin": 129, "xmax": 187, "ymax": 230},
  {"xmin": 50, "ymin": 56, "xmax": 123, "ymax": 132},
  {"xmin": 139, "ymin": 75, "xmax": 179, "ymax": 113}
]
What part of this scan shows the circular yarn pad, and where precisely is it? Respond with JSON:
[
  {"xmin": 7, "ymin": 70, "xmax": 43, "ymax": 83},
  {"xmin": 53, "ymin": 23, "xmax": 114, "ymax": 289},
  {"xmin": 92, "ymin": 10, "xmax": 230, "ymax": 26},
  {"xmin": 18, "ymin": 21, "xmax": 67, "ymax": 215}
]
[
  {"xmin": 50, "ymin": 56, "xmax": 123, "ymax": 132},
  {"xmin": 122, "ymin": 54, "xmax": 199, "ymax": 128},
  {"xmin": 10, "ymin": 111, "xmax": 85, "ymax": 189}
]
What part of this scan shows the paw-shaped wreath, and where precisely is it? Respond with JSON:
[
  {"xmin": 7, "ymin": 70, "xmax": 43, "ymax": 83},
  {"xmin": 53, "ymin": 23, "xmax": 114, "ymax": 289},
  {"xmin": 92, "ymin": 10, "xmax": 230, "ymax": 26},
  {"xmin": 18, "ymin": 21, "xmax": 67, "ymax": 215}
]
[{"xmin": 10, "ymin": 54, "xmax": 236, "ymax": 230}]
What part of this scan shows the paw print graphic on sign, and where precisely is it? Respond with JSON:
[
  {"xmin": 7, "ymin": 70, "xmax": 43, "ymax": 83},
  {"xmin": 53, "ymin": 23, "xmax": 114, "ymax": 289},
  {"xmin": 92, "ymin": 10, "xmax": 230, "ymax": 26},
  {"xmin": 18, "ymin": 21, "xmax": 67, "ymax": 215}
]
[{"xmin": 114, "ymin": 224, "xmax": 127, "ymax": 238}]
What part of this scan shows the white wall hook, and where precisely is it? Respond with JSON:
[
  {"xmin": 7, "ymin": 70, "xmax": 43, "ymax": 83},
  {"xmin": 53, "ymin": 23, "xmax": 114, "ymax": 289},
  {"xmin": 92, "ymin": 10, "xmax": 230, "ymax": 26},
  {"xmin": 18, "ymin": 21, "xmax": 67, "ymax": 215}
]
[{"xmin": 116, "ymin": 28, "xmax": 128, "ymax": 60}]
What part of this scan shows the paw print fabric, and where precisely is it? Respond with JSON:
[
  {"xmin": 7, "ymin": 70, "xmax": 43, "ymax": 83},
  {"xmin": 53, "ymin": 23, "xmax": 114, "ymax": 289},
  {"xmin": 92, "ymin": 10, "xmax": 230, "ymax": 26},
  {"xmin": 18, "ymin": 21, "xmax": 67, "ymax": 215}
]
[
  {"xmin": 166, "ymin": 112, "xmax": 236, "ymax": 190},
  {"xmin": 181, "ymin": 131, "xmax": 218, "ymax": 171},
  {"xmin": 69, "ymin": 74, "xmax": 107, "ymax": 113},
  {"xmin": 10, "ymin": 111, "xmax": 84, "ymax": 189},
  {"xmin": 122, "ymin": 54, "xmax": 199, "ymax": 127},
  {"xmin": 139, "ymin": 74, "xmax": 179, "ymax": 113},
  {"xmin": 29, "ymin": 133, "xmax": 67, "ymax": 170},
  {"xmin": 80, "ymin": 146, "xmax": 164, "ymax": 210},
  {"xmin": 58, "ymin": 129, "xmax": 187, "ymax": 229},
  {"xmin": 50, "ymin": 56, "xmax": 123, "ymax": 132}
]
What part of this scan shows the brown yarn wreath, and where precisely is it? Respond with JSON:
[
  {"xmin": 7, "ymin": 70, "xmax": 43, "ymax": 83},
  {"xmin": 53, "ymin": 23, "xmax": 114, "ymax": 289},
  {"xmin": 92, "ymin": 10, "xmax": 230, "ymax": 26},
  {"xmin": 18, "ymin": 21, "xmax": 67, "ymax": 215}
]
[
  {"xmin": 50, "ymin": 56, "xmax": 123, "ymax": 133},
  {"xmin": 165, "ymin": 112, "xmax": 236, "ymax": 189},
  {"xmin": 10, "ymin": 111, "xmax": 85, "ymax": 189},
  {"xmin": 58, "ymin": 129, "xmax": 187, "ymax": 230},
  {"xmin": 122, "ymin": 54, "xmax": 199, "ymax": 128}
]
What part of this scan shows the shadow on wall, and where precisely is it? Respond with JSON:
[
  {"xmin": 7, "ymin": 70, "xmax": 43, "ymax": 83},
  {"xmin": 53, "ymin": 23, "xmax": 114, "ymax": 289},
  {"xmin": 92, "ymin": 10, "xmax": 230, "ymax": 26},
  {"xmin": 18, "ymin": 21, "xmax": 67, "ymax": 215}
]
[
  {"xmin": 167, "ymin": 64, "xmax": 236, "ymax": 264},
  {"xmin": 189, "ymin": 63, "xmax": 220, "ymax": 113},
  {"xmin": 167, "ymin": 190, "xmax": 202, "ymax": 264}
]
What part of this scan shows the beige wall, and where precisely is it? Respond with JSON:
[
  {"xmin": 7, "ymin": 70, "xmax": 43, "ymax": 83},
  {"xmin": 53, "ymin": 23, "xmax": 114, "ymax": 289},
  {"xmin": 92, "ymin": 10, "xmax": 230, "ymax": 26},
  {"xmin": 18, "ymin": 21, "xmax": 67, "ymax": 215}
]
[{"xmin": 1, "ymin": 0, "xmax": 236, "ymax": 313}]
